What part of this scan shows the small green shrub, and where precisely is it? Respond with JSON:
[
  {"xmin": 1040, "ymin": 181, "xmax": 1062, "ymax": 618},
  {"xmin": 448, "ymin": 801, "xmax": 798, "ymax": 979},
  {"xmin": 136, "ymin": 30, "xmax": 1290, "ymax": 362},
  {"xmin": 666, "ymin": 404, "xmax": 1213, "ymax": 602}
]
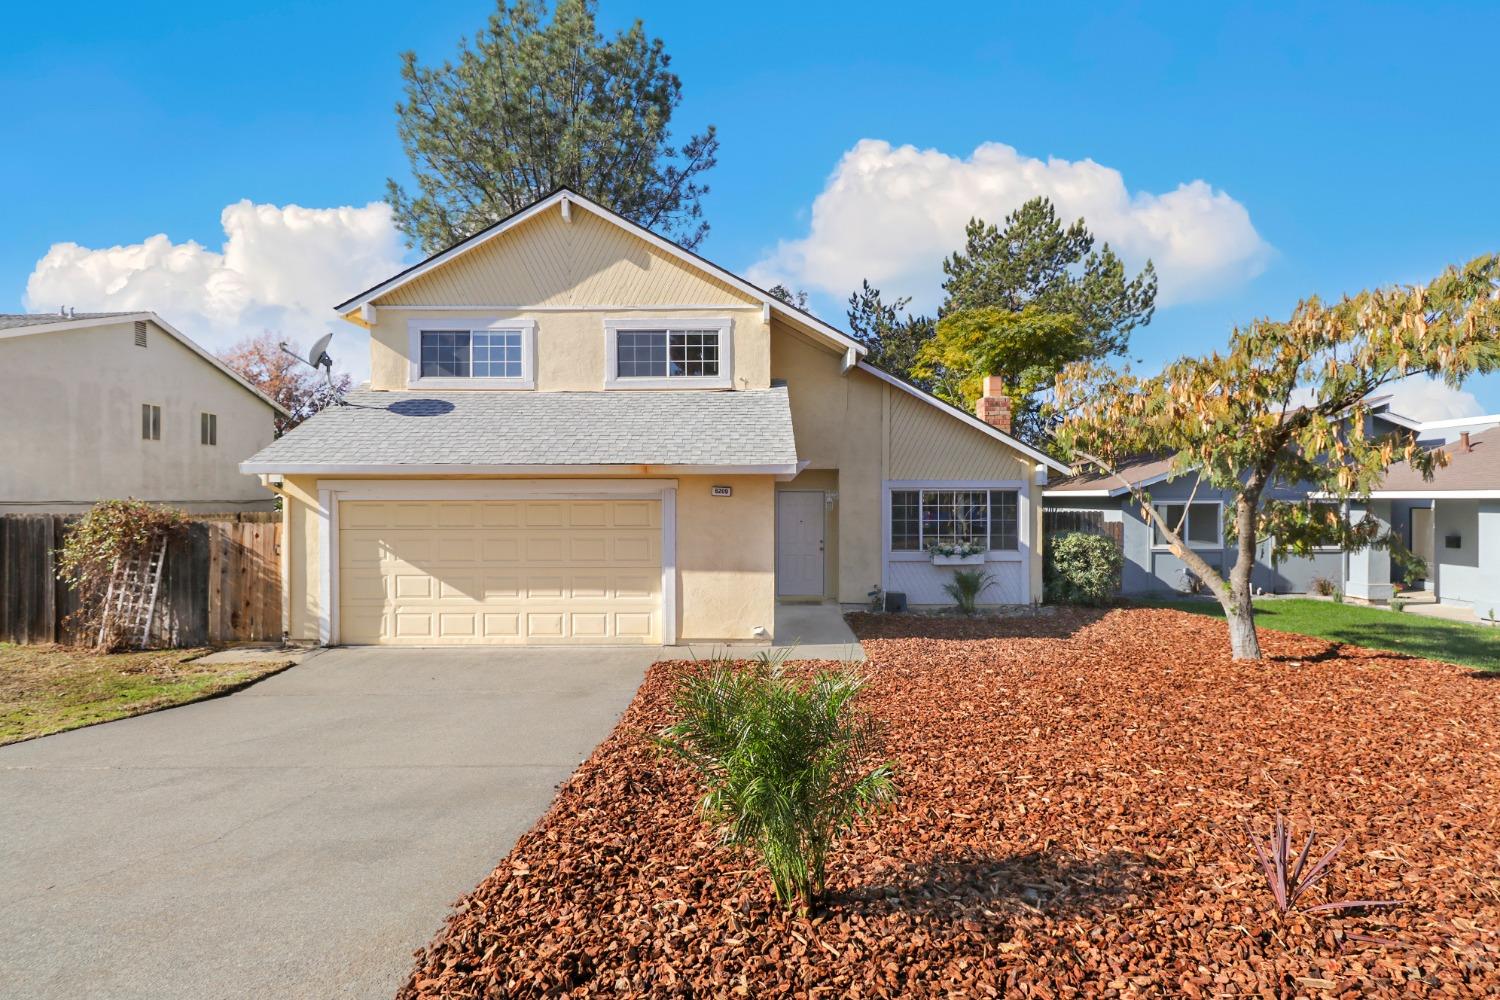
[
  {"xmin": 1044, "ymin": 531, "xmax": 1123, "ymax": 605},
  {"xmin": 656, "ymin": 651, "xmax": 896, "ymax": 912},
  {"xmin": 942, "ymin": 568, "xmax": 994, "ymax": 615}
]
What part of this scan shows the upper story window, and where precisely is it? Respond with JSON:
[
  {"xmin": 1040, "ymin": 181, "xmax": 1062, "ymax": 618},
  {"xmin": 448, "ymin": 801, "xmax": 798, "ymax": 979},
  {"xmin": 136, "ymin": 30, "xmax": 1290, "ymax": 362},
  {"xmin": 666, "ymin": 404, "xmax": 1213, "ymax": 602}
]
[
  {"xmin": 407, "ymin": 319, "xmax": 535, "ymax": 389},
  {"xmin": 604, "ymin": 317, "xmax": 732, "ymax": 389},
  {"xmin": 200, "ymin": 412, "xmax": 218, "ymax": 446},
  {"xmin": 141, "ymin": 404, "xmax": 161, "ymax": 441}
]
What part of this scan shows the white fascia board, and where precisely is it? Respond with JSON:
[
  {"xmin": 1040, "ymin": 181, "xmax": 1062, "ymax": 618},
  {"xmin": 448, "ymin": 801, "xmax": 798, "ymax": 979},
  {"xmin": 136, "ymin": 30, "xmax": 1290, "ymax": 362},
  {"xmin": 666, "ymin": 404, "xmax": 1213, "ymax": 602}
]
[
  {"xmin": 1041, "ymin": 489, "xmax": 1117, "ymax": 498},
  {"xmin": 332, "ymin": 188, "xmax": 868, "ymax": 360},
  {"xmin": 2, "ymin": 310, "xmax": 290, "ymax": 419},
  {"xmin": 855, "ymin": 362, "xmax": 1071, "ymax": 474},
  {"xmin": 1415, "ymin": 414, "xmax": 1500, "ymax": 431},
  {"xmin": 240, "ymin": 461, "xmax": 801, "ymax": 478}
]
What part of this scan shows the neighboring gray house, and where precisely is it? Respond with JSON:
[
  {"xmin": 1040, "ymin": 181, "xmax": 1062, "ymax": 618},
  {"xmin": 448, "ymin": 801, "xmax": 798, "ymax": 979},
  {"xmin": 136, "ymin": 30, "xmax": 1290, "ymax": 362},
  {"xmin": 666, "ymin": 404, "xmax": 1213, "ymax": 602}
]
[
  {"xmin": 1044, "ymin": 400, "xmax": 1500, "ymax": 601},
  {"xmin": 1345, "ymin": 428, "xmax": 1500, "ymax": 618},
  {"xmin": 0, "ymin": 310, "xmax": 286, "ymax": 514},
  {"xmin": 1044, "ymin": 456, "xmax": 1342, "ymax": 597}
]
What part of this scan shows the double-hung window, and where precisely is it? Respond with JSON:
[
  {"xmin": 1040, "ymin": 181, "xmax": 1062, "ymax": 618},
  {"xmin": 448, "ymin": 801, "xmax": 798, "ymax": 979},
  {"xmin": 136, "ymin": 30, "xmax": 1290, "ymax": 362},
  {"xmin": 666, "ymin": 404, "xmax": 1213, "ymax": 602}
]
[
  {"xmin": 604, "ymin": 317, "xmax": 733, "ymax": 389},
  {"xmin": 1151, "ymin": 501, "xmax": 1222, "ymax": 547},
  {"xmin": 889, "ymin": 487, "xmax": 1021, "ymax": 553},
  {"xmin": 407, "ymin": 320, "xmax": 535, "ymax": 388}
]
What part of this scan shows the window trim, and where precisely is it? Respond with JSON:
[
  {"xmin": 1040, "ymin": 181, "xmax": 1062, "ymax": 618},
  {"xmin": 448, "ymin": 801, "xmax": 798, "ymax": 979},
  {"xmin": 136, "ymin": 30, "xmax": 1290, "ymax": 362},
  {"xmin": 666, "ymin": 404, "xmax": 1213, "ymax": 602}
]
[
  {"xmin": 201, "ymin": 412, "xmax": 218, "ymax": 446},
  {"xmin": 1150, "ymin": 500, "xmax": 1224, "ymax": 549},
  {"xmin": 883, "ymin": 480, "xmax": 1027, "ymax": 560},
  {"xmin": 142, "ymin": 403, "xmax": 161, "ymax": 441},
  {"xmin": 603, "ymin": 316, "xmax": 733, "ymax": 390},
  {"xmin": 406, "ymin": 318, "xmax": 536, "ymax": 389}
]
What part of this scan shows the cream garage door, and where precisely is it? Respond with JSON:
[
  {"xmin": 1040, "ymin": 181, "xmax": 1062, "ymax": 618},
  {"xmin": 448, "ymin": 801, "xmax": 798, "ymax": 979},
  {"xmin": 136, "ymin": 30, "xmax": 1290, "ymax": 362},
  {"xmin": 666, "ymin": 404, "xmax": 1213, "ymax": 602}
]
[{"xmin": 338, "ymin": 499, "xmax": 661, "ymax": 644}]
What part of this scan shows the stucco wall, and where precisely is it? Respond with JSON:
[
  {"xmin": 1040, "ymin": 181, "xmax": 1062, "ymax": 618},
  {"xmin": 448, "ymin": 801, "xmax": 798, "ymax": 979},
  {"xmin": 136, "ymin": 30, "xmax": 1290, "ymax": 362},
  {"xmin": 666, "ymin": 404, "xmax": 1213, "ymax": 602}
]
[
  {"xmin": 277, "ymin": 474, "xmax": 776, "ymax": 644},
  {"xmin": 1433, "ymin": 499, "xmax": 1500, "ymax": 614},
  {"xmin": 362, "ymin": 208, "xmax": 770, "ymax": 392},
  {"xmin": 0, "ymin": 320, "xmax": 277, "ymax": 513}
]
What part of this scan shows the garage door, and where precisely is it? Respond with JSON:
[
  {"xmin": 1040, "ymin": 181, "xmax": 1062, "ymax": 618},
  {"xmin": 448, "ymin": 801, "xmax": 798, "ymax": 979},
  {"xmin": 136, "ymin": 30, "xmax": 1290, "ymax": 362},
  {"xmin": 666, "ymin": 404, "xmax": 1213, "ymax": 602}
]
[{"xmin": 338, "ymin": 499, "xmax": 661, "ymax": 644}]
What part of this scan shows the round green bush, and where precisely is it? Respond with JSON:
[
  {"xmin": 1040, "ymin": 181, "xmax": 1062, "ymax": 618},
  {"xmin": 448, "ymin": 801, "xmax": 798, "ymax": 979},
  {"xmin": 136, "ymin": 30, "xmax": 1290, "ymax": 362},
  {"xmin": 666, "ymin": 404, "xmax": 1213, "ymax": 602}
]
[{"xmin": 1044, "ymin": 531, "xmax": 1123, "ymax": 605}]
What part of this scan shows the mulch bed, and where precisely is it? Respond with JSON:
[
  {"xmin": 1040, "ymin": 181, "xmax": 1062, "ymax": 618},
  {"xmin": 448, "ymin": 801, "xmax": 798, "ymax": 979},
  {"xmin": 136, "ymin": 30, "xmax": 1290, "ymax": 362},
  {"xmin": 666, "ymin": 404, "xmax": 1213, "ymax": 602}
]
[{"xmin": 399, "ymin": 609, "xmax": 1500, "ymax": 997}]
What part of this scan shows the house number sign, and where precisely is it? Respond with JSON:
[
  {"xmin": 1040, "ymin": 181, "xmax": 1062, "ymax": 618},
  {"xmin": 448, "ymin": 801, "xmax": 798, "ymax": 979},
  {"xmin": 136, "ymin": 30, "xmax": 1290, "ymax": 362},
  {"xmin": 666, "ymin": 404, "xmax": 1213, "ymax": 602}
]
[{"xmin": 711, "ymin": 485, "xmax": 733, "ymax": 497}]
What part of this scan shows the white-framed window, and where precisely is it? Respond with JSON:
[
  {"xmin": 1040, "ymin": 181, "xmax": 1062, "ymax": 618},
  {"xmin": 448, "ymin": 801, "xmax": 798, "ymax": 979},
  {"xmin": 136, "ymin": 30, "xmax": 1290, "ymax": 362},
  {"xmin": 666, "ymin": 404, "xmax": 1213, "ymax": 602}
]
[
  {"xmin": 407, "ymin": 319, "xmax": 536, "ymax": 389},
  {"xmin": 604, "ymin": 317, "xmax": 733, "ymax": 389},
  {"xmin": 200, "ymin": 412, "xmax": 217, "ymax": 446},
  {"xmin": 1152, "ymin": 501, "xmax": 1222, "ymax": 548},
  {"xmin": 141, "ymin": 403, "xmax": 161, "ymax": 441},
  {"xmin": 889, "ymin": 487, "xmax": 1021, "ymax": 552}
]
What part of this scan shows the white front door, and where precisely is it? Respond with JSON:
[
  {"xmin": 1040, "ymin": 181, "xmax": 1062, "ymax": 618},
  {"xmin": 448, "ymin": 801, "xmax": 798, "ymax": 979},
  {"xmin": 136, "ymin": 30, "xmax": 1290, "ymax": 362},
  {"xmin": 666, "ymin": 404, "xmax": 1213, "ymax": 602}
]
[{"xmin": 777, "ymin": 491, "xmax": 825, "ymax": 598}]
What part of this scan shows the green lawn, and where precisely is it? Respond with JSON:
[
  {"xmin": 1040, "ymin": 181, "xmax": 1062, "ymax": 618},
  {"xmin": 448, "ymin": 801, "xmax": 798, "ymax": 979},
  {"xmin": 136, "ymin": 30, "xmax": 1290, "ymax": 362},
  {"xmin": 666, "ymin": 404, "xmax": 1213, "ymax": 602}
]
[
  {"xmin": 0, "ymin": 644, "xmax": 294, "ymax": 745},
  {"xmin": 1142, "ymin": 597, "xmax": 1499, "ymax": 672}
]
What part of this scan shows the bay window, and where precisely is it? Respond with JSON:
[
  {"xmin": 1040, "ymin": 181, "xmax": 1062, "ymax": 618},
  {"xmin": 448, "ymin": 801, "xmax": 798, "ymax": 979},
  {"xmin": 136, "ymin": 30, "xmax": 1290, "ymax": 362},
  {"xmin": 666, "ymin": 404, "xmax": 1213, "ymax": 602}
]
[{"xmin": 889, "ymin": 487, "xmax": 1021, "ymax": 553}]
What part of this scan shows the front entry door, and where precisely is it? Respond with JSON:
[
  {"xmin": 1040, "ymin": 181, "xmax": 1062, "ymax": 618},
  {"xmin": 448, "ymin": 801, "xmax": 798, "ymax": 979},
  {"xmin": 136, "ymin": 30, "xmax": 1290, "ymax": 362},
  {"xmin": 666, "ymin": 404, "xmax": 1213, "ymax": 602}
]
[
  {"xmin": 1410, "ymin": 506, "xmax": 1434, "ymax": 586},
  {"xmin": 777, "ymin": 491, "xmax": 825, "ymax": 598}
]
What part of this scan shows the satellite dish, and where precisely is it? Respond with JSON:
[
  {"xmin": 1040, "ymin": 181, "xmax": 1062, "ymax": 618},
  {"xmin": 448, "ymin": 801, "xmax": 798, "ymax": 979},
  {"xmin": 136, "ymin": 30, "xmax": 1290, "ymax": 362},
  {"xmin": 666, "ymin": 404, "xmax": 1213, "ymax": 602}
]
[
  {"xmin": 278, "ymin": 333, "xmax": 341, "ymax": 401},
  {"xmin": 307, "ymin": 332, "xmax": 334, "ymax": 370}
]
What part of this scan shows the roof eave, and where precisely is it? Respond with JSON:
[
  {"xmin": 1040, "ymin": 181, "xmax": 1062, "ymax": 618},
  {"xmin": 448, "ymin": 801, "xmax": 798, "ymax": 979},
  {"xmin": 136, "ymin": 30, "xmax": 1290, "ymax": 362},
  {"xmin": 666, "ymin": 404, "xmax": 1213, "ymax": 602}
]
[{"xmin": 240, "ymin": 460, "xmax": 802, "ymax": 480}]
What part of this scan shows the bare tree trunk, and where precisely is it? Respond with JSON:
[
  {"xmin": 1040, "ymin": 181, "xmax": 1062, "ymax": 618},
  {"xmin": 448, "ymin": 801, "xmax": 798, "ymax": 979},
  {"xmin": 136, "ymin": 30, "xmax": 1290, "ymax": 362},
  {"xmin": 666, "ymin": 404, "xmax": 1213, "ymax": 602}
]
[{"xmin": 1220, "ymin": 495, "xmax": 1263, "ymax": 661}]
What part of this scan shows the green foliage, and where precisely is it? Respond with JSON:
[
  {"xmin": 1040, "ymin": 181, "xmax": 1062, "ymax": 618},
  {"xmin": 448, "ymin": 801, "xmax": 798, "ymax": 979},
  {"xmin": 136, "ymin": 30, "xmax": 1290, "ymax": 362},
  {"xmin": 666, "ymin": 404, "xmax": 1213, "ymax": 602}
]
[
  {"xmin": 845, "ymin": 280, "xmax": 936, "ymax": 387},
  {"xmin": 57, "ymin": 500, "xmax": 188, "ymax": 650},
  {"xmin": 942, "ymin": 568, "xmax": 995, "ymax": 614},
  {"xmin": 929, "ymin": 198, "xmax": 1156, "ymax": 442},
  {"xmin": 387, "ymin": 0, "xmax": 718, "ymax": 253},
  {"xmin": 767, "ymin": 284, "xmax": 809, "ymax": 310},
  {"xmin": 913, "ymin": 305, "xmax": 1085, "ymax": 420},
  {"xmin": 1054, "ymin": 254, "xmax": 1500, "ymax": 658},
  {"xmin": 1044, "ymin": 532, "xmax": 1123, "ymax": 605},
  {"xmin": 656, "ymin": 652, "xmax": 896, "ymax": 912}
]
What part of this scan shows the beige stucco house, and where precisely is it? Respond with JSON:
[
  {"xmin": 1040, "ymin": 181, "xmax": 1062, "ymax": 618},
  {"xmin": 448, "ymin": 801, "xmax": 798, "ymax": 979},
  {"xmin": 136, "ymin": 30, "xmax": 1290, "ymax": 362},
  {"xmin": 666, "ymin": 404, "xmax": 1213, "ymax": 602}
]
[
  {"xmin": 1, "ymin": 311, "xmax": 285, "ymax": 514},
  {"xmin": 242, "ymin": 190, "xmax": 1068, "ymax": 645}
]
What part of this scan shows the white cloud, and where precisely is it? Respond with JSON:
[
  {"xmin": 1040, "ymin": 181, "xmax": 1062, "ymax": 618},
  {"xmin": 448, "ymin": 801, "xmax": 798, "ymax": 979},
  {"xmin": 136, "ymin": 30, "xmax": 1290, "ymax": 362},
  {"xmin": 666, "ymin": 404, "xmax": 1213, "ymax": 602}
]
[
  {"xmin": 24, "ymin": 200, "xmax": 406, "ymax": 381},
  {"xmin": 1380, "ymin": 377, "xmax": 1485, "ymax": 422},
  {"xmin": 748, "ymin": 139, "xmax": 1271, "ymax": 312}
]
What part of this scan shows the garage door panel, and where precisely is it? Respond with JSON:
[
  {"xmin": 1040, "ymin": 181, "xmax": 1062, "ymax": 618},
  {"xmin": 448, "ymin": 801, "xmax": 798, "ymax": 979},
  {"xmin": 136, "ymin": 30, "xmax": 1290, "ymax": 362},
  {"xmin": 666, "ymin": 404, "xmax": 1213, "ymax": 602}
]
[{"xmin": 339, "ymin": 498, "xmax": 661, "ymax": 645}]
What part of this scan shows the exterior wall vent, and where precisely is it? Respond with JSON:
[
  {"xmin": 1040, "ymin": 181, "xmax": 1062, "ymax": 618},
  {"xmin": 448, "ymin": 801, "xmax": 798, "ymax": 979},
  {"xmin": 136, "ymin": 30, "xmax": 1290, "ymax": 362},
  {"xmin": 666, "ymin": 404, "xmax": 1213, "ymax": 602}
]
[{"xmin": 134, "ymin": 321, "xmax": 148, "ymax": 348}]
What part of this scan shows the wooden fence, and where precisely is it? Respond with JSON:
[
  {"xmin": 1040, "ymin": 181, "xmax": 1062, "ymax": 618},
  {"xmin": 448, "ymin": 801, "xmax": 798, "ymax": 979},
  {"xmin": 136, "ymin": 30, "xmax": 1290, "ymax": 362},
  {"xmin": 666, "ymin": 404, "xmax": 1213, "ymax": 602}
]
[
  {"xmin": 0, "ymin": 513, "xmax": 281, "ymax": 647},
  {"xmin": 1043, "ymin": 509, "xmax": 1125, "ymax": 549}
]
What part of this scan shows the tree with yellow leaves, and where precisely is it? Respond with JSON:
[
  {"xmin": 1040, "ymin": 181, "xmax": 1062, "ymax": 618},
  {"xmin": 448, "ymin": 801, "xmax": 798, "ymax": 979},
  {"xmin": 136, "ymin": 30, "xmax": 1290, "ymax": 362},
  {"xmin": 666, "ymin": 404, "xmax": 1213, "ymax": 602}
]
[{"xmin": 1052, "ymin": 256, "xmax": 1500, "ymax": 660}]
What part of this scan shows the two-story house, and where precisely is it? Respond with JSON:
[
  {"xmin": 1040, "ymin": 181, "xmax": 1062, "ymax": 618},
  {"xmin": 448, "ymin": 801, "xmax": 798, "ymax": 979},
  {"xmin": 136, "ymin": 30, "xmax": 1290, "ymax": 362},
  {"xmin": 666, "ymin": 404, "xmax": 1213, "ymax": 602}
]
[
  {"xmin": 1, "ymin": 311, "xmax": 284, "ymax": 514},
  {"xmin": 242, "ymin": 189, "xmax": 1068, "ymax": 646}
]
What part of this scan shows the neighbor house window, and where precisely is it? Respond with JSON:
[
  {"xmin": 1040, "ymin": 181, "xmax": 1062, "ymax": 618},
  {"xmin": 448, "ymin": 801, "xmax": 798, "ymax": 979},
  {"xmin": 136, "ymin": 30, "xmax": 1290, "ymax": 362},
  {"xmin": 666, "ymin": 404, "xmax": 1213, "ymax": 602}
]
[
  {"xmin": 604, "ymin": 318, "xmax": 732, "ymax": 388},
  {"xmin": 407, "ymin": 320, "xmax": 535, "ymax": 387},
  {"xmin": 889, "ymin": 488, "xmax": 1020, "ymax": 552},
  {"xmin": 200, "ymin": 412, "xmax": 217, "ymax": 446},
  {"xmin": 1152, "ymin": 501, "xmax": 1221, "ymax": 547},
  {"xmin": 141, "ymin": 404, "xmax": 161, "ymax": 441}
]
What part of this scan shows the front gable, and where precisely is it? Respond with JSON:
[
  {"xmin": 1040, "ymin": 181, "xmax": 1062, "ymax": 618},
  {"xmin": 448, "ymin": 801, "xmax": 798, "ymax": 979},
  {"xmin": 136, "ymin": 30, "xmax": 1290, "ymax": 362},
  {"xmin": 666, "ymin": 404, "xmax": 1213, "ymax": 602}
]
[{"xmin": 373, "ymin": 205, "xmax": 756, "ymax": 310}]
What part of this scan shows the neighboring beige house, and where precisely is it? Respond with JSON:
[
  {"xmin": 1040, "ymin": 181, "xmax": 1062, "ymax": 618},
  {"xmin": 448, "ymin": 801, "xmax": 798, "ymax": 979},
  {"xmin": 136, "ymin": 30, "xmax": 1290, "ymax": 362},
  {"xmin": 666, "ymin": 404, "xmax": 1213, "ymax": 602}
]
[
  {"xmin": 242, "ymin": 189, "xmax": 1068, "ymax": 646},
  {"xmin": 1, "ymin": 311, "xmax": 285, "ymax": 514}
]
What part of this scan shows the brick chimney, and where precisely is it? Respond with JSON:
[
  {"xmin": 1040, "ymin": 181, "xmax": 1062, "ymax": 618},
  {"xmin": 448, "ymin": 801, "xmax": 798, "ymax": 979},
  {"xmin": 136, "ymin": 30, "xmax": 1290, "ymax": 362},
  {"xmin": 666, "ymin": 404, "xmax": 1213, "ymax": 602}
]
[
  {"xmin": 1460, "ymin": 431, "xmax": 1472, "ymax": 453},
  {"xmin": 976, "ymin": 375, "xmax": 1012, "ymax": 434}
]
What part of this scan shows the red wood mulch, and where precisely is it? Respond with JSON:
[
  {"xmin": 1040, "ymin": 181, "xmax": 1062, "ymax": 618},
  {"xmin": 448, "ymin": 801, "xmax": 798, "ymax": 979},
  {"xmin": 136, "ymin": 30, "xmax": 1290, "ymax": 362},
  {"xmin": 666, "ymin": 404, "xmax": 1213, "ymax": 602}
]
[{"xmin": 399, "ymin": 608, "xmax": 1500, "ymax": 998}]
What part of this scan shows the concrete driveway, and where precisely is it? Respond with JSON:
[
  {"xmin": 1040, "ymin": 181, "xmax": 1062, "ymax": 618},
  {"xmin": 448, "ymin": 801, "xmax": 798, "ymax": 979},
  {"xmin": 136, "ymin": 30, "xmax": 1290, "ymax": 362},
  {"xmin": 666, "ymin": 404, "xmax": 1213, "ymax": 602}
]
[{"xmin": 0, "ymin": 645, "xmax": 656, "ymax": 1000}]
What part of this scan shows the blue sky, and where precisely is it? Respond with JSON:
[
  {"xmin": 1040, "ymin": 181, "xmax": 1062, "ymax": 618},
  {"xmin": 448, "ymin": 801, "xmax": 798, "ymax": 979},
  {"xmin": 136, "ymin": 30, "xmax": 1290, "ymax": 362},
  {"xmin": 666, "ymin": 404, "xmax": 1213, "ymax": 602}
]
[{"xmin": 5, "ymin": 1, "xmax": 1498, "ymax": 413}]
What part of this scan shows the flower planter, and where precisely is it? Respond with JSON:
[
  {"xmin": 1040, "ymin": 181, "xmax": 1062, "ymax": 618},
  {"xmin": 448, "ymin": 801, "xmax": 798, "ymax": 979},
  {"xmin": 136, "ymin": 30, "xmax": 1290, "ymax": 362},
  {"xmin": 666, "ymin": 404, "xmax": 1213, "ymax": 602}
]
[{"xmin": 932, "ymin": 552, "xmax": 986, "ymax": 566}]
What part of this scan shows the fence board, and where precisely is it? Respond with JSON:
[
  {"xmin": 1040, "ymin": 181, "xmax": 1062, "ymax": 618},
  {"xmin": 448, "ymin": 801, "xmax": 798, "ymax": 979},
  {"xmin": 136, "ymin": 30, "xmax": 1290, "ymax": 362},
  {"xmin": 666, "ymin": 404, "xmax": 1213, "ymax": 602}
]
[{"xmin": 0, "ymin": 513, "xmax": 281, "ymax": 648}]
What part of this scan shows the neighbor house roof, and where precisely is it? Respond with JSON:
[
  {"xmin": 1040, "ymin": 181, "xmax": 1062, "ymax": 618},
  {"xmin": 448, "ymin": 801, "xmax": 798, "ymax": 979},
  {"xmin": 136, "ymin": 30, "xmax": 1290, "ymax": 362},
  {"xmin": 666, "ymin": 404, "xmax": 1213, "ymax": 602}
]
[
  {"xmin": 1043, "ymin": 454, "xmax": 1180, "ymax": 497},
  {"xmin": 0, "ymin": 310, "xmax": 290, "ymax": 418},
  {"xmin": 1367, "ymin": 429, "xmax": 1500, "ymax": 498},
  {"xmin": 334, "ymin": 187, "xmax": 867, "ymax": 361},
  {"xmin": 240, "ymin": 386, "xmax": 799, "ymax": 476}
]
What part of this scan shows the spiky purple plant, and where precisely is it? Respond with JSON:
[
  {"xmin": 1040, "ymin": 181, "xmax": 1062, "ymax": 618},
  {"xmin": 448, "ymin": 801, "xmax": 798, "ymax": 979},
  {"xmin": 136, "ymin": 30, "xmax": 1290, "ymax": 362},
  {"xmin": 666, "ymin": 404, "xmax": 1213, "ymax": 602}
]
[{"xmin": 1245, "ymin": 813, "xmax": 1401, "ymax": 915}]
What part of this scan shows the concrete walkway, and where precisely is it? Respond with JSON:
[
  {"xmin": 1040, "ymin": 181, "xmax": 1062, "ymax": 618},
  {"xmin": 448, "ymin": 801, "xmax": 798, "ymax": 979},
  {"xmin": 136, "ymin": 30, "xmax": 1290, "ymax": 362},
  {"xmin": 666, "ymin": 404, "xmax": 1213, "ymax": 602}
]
[
  {"xmin": 771, "ymin": 603, "xmax": 867, "ymax": 661},
  {"xmin": 0, "ymin": 645, "xmax": 655, "ymax": 1000}
]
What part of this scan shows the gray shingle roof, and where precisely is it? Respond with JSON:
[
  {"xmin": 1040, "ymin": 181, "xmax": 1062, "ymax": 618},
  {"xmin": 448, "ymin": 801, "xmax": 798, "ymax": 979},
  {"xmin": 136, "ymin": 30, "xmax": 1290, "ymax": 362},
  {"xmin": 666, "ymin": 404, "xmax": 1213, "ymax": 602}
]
[
  {"xmin": 242, "ymin": 388, "xmax": 799, "ymax": 471},
  {"xmin": 0, "ymin": 312, "xmax": 137, "ymax": 330},
  {"xmin": 1376, "ymin": 429, "xmax": 1500, "ymax": 493}
]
